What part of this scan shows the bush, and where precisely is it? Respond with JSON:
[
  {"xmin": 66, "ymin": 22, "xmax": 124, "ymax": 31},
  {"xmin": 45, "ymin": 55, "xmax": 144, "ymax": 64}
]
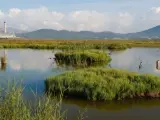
[
  {"xmin": 108, "ymin": 44, "xmax": 128, "ymax": 50},
  {"xmin": 55, "ymin": 50, "xmax": 111, "ymax": 66},
  {"xmin": 46, "ymin": 68, "xmax": 160, "ymax": 101}
]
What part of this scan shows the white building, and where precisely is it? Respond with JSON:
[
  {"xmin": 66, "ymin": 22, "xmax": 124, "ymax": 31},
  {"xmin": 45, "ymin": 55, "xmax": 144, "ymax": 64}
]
[{"xmin": 0, "ymin": 21, "xmax": 16, "ymax": 38}]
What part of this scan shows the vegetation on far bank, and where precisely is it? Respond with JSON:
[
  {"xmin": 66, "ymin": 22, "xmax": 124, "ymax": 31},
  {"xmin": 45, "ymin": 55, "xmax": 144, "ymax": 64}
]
[
  {"xmin": 46, "ymin": 67, "xmax": 160, "ymax": 101},
  {"xmin": 107, "ymin": 44, "xmax": 128, "ymax": 50},
  {"xmin": 0, "ymin": 38, "xmax": 160, "ymax": 50},
  {"xmin": 55, "ymin": 50, "xmax": 111, "ymax": 67}
]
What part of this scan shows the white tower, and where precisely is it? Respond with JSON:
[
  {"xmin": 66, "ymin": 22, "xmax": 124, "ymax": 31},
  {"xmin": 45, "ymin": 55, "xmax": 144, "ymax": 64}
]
[{"xmin": 4, "ymin": 21, "xmax": 6, "ymax": 34}]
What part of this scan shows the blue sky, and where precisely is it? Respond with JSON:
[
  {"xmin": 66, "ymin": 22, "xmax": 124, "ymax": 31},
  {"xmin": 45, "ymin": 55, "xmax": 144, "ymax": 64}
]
[
  {"xmin": 1, "ymin": 0, "xmax": 159, "ymax": 12},
  {"xmin": 0, "ymin": 0, "xmax": 160, "ymax": 33}
]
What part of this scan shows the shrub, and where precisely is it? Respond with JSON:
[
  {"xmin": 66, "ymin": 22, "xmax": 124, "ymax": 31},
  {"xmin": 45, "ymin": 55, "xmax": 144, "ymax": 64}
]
[
  {"xmin": 108, "ymin": 44, "xmax": 128, "ymax": 50},
  {"xmin": 55, "ymin": 50, "xmax": 111, "ymax": 66},
  {"xmin": 46, "ymin": 68, "xmax": 160, "ymax": 101}
]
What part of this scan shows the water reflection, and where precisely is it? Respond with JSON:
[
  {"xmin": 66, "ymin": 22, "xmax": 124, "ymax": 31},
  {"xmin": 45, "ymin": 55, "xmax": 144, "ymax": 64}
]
[
  {"xmin": 110, "ymin": 48, "xmax": 160, "ymax": 75},
  {"xmin": 138, "ymin": 60, "xmax": 143, "ymax": 70},
  {"xmin": 156, "ymin": 60, "xmax": 160, "ymax": 70},
  {"xmin": 63, "ymin": 98, "xmax": 160, "ymax": 120},
  {"xmin": 63, "ymin": 98, "xmax": 160, "ymax": 112},
  {"xmin": 7, "ymin": 49, "xmax": 54, "ymax": 71},
  {"xmin": 0, "ymin": 49, "xmax": 7, "ymax": 71},
  {"xmin": 0, "ymin": 49, "xmax": 69, "ymax": 97},
  {"xmin": 1, "ymin": 62, "xmax": 6, "ymax": 71}
]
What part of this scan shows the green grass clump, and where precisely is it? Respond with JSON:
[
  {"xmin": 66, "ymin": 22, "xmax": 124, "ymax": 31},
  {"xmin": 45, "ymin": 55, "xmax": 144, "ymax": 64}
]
[
  {"xmin": 0, "ymin": 84, "xmax": 64, "ymax": 120},
  {"xmin": 46, "ymin": 68, "xmax": 160, "ymax": 101},
  {"xmin": 55, "ymin": 50, "xmax": 111, "ymax": 66},
  {"xmin": 107, "ymin": 44, "xmax": 128, "ymax": 50}
]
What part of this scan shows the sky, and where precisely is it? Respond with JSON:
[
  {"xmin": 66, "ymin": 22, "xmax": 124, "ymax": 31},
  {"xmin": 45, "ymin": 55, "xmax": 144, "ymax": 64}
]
[{"xmin": 1, "ymin": 0, "xmax": 160, "ymax": 33}]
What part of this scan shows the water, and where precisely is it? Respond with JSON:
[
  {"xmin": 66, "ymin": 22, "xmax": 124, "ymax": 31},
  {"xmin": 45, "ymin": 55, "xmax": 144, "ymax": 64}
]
[
  {"xmin": 109, "ymin": 48, "xmax": 160, "ymax": 75},
  {"xmin": 0, "ymin": 49, "xmax": 70, "ymax": 98},
  {"xmin": 1, "ymin": 48, "xmax": 160, "ymax": 120}
]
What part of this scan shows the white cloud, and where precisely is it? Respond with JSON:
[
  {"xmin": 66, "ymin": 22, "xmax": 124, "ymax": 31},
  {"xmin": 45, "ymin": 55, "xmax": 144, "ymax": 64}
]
[
  {"xmin": 67, "ymin": 10, "xmax": 106, "ymax": 31},
  {"xmin": 105, "ymin": 12, "xmax": 133, "ymax": 33},
  {"xmin": 19, "ymin": 24, "xmax": 29, "ymax": 31},
  {"xmin": 8, "ymin": 8, "xmax": 21, "ymax": 17},
  {"xmin": 0, "ymin": 7, "xmax": 135, "ymax": 33},
  {"xmin": 1, "ymin": 6, "xmax": 160, "ymax": 33},
  {"xmin": 151, "ymin": 7, "xmax": 160, "ymax": 14},
  {"xmin": 131, "ymin": 7, "xmax": 160, "ymax": 32},
  {"xmin": 0, "ymin": 10, "xmax": 4, "ymax": 18}
]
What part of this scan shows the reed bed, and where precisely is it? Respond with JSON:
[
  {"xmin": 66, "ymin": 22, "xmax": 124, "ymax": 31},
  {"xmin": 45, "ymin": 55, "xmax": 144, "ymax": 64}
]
[
  {"xmin": 0, "ymin": 39, "xmax": 160, "ymax": 50},
  {"xmin": 0, "ymin": 84, "xmax": 65, "ymax": 120},
  {"xmin": 107, "ymin": 44, "xmax": 128, "ymax": 50},
  {"xmin": 46, "ymin": 68, "xmax": 160, "ymax": 101},
  {"xmin": 55, "ymin": 50, "xmax": 111, "ymax": 66},
  {"xmin": 0, "ymin": 82, "xmax": 88, "ymax": 120}
]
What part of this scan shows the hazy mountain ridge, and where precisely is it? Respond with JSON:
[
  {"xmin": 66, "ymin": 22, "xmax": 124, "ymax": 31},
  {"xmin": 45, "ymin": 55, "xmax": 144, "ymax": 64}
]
[{"xmin": 15, "ymin": 25, "xmax": 160, "ymax": 39}]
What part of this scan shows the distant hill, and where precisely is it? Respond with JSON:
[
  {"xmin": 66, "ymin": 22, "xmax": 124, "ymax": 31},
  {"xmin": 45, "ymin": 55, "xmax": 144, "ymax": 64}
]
[
  {"xmin": 17, "ymin": 29, "xmax": 121, "ymax": 39},
  {"xmin": 126, "ymin": 25, "xmax": 160, "ymax": 39},
  {"xmin": 16, "ymin": 25, "xmax": 160, "ymax": 40}
]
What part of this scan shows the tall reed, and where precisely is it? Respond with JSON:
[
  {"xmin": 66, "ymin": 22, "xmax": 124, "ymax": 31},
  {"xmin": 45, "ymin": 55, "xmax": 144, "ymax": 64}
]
[
  {"xmin": 0, "ymin": 83, "xmax": 64, "ymax": 120},
  {"xmin": 0, "ymin": 82, "xmax": 87, "ymax": 120}
]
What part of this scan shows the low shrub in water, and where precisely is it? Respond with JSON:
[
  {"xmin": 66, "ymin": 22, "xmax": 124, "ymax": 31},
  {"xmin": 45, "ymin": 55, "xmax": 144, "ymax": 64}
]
[
  {"xmin": 46, "ymin": 68, "xmax": 160, "ymax": 101},
  {"xmin": 108, "ymin": 44, "xmax": 128, "ymax": 50},
  {"xmin": 55, "ymin": 50, "xmax": 111, "ymax": 66}
]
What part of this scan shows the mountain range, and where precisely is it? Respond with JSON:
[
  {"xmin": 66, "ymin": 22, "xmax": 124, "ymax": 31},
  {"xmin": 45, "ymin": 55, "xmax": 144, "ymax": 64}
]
[{"xmin": 11, "ymin": 25, "xmax": 160, "ymax": 39}]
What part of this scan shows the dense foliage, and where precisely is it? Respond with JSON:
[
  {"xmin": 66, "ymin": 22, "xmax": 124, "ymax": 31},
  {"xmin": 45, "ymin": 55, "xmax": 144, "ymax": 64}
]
[
  {"xmin": 55, "ymin": 50, "xmax": 111, "ymax": 66},
  {"xmin": 0, "ymin": 39, "xmax": 160, "ymax": 50},
  {"xmin": 0, "ymin": 85, "xmax": 64, "ymax": 120},
  {"xmin": 46, "ymin": 68, "xmax": 160, "ymax": 101},
  {"xmin": 107, "ymin": 44, "xmax": 128, "ymax": 50}
]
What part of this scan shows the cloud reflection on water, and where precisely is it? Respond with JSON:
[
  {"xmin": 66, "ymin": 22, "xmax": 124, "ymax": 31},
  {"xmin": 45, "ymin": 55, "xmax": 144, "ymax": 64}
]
[{"xmin": 3, "ymin": 49, "xmax": 56, "ymax": 72}]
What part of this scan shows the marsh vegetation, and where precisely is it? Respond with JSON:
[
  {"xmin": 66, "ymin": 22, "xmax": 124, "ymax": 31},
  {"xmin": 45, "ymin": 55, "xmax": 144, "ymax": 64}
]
[
  {"xmin": 107, "ymin": 43, "xmax": 128, "ymax": 50},
  {"xmin": 0, "ymin": 84, "xmax": 64, "ymax": 120},
  {"xmin": 55, "ymin": 50, "xmax": 111, "ymax": 67},
  {"xmin": 0, "ymin": 83, "xmax": 89, "ymax": 120},
  {"xmin": 46, "ymin": 68, "xmax": 160, "ymax": 101},
  {"xmin": 0, "ymin": 39, "xmax": 160, "ymax": 50},
  {"xmin": 1, "ymin": 42, "xmax": 160, "ymax": 119}
]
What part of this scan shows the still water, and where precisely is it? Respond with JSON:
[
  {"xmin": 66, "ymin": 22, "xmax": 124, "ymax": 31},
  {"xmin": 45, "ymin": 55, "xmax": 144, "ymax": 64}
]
[{"xmin": 1, "ymin": 48, "xmax": 160, "ymax": 120}]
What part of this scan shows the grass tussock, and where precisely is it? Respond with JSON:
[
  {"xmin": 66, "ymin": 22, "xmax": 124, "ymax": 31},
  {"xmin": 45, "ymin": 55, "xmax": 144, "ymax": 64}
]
[
  {"xmin": 46, "ymin": 68, "xmax": 160, "ymax": 101},
  {"xmin": 55, "ymin": 50, "xmax": 111, "ymax": 66},
  {"xmin": 0, "ymin": 84, "xmax": 64, "ymax": 120},
  {"xmin": 107, "ymin": 44, "xmax": 128, "ymax": 50}
]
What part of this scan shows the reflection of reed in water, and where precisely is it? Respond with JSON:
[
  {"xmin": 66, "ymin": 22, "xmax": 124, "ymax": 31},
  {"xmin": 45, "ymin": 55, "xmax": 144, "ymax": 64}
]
[
  {"xmin": 156, "ymin": 60, "xmax": 160, "ymax": 70},
  {"xmin": 108, "ymin": 63, "xmax": 112, "ymax": 68},
  {"xmin": 0, "ymin": 50, "xmax": 7, "ymax": 71},
  {"xmin": 139, "ymin": 60, "xmax": 142, "ymax": 70},
  {"xmin": 138, "ymin": 57, "xmax": 143, "ymax": 70},
  {"xmin": 1, "ymin": 62, "xmax": 6, "ymax": 71}
]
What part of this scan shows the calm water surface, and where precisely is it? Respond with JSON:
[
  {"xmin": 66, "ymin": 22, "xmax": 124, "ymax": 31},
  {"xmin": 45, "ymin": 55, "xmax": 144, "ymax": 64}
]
[{"xmin": 1, "ymin": 48, "xmax": 160, "ymax": 120}]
